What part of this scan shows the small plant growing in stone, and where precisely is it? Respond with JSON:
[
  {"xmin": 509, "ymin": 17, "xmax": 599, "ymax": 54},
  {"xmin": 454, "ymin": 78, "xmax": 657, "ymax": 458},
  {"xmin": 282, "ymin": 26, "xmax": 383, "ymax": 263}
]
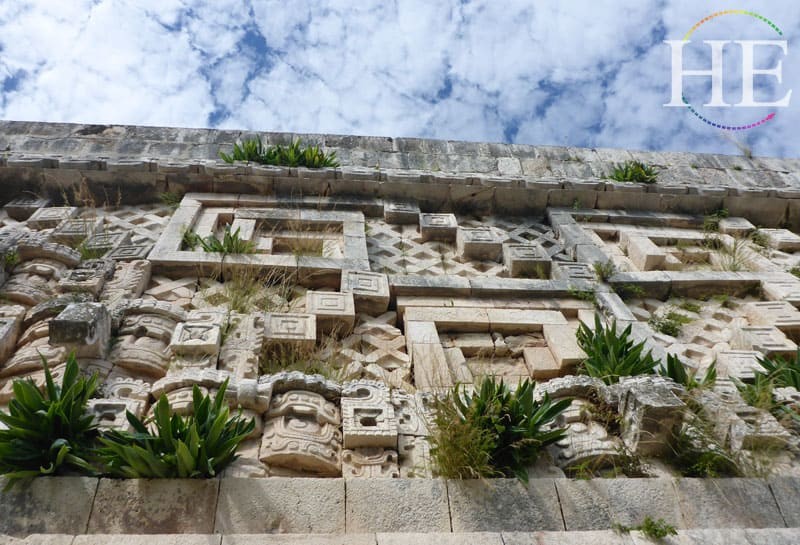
[
  {"xmin": 158, "ymin": 191, "xmax": 183, "ymax": 209},
  {"xmin": 614, "ymin": 283, "xmax": 645, "ymax": 300},
  {"xmin": 702, "ymin": 208, "xmax": 729, "ymax": 233},
  {"xmin": 677, "ymin": 300, "xmax": 701, "ymax": 314},
  {"xmin": 658, "ymin": 354, "xmax": 716, "ymax": 391},
  {"xmin": 219, "ymin": 137, "xmax": 340, "ymax": 168},
  {"xmin": 592, "ymin": 260, "xmax": 616, "ymax": 282},
  {"xmin": 189, "ymin": 226, "xmax": 255, "ymax": 255},
  {"xmin": 608, "ymin": 161, "xmax": 658, "ymax": 184},
  {"xmin": 98, "ymin": 380, "xmax": 254, "ymax": 478},
  {"xmin": 614, "ymin": 516, "xmax": 677, "ymax": 539},
  {"xmin": 648, "ymin": 309, "xmax": 692, "ymax": 337},
  {"xmin": 428, "ymin": 378, "xmax": 570, "ymax": 482},
  {"xmin": 577, "ymin": 315, "xmax": 658, "ymax": 385},
  {"xmin": 2, "ymin": 250, "xmax": 19, "ymax": 272},
  {"xmin": 567, "ymin": 287, "xmax": 596, "ymax": 305},
  {"xmin": 0, "ymin": 353, "xmax": 98, "ymax": 488}
]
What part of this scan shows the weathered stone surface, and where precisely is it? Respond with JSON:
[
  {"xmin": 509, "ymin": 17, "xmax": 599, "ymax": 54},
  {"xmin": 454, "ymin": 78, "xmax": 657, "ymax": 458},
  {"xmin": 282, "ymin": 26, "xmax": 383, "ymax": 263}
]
[
  {"xmin": 377, "ymin": 534, "xmax": 503, "ymax": 545},
  {"xmin": 49, "ymin": 302, "xmax": 111, "ymax": 358},
  {"xmin": 224, "ymin": 535, "xmax": 374, "ymax": 545},
  {"xmin": 503, "ymin": 531, "xmax": 633, "ymax": 545},
  {"xmin": 347, "ymin": 479, "xmax": 450, "ymax": 532},
  {"xmin": 447, "ymin": 479, "xmax": 564, "ymax": 532},
  {"xmin": 306, "ymin": 291, "xmax": 356, "ymax": 335},
  {"xmin": 3, "ymin": 196, "xmax": 51, "ymax": 221},
  {"xmin": 675, "ymin": 478, "xmax": 785, "ymax": 529},
  {"xmin": 341, "ymin": 380, "xmax": 398, "ymax": 449},
  {"xmin": 26, "ymin": 206, "xmax": 78, "ymax": 229},
  {"xmin": 75, "ymin": 536, "xmax": 221, "ymax": 545},
  {"xmin": 341, "ymin": 271, "xmax": 390, "ymax": 316},
  {"xmin": 419, "ymin": 213, "xmax": 458, "ymax": 241},
  {"xmin": 260, "ymin": 390, "xmax": 342, "ymax": 476},
  {"xmin": 88, "ymin": 479, "xmax": 219, "ymax": 534},
  {"xmin": 342, "ymin": 448, "xmax": 399, "ymax": 478},
  {"xmin": 555, "ymin": 479, "xmax": 613, "ymax": 531},
  {"xmin": 457, "ymin": 227, "xmax": 504, "ymax": 262},
  {"xmin": 264, "ymin": 313, "xmax": 316, "ymax": 348},
  {"xmin": 215, "ymin": 478, "xmax": 345, "ymax": 534},
  {"xmin": 503, "ymin": 243, "xmax": 551, "ymax": 278},
  {"xmin": 0, "ymin": 477, "xmax": 97, "ymax": 537},
  {"xmin": 384, "ymin": 201, "xmax": 420, "ymax": 225},
  {"xmin": 769, "ymin": 477, "xmax": 800, "ymax": 528}
]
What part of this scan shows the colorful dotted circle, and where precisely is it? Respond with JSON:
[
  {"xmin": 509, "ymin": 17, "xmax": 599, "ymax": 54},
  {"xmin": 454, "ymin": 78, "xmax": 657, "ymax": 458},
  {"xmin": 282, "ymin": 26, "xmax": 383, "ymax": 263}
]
[{"xmin": 680, "ymin": 10, "xmax": 782, "ymax": 131}]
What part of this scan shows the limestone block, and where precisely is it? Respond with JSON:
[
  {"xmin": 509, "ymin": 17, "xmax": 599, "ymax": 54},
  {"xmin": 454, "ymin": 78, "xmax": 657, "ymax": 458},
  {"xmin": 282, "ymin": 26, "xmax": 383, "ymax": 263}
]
[
  {"xmin": 49, "ymin": 302, "xmax": 111, "ymax": 359},
  {"xmin": 503, "ymin": 243, "xmax": 552, "ymax": 278},
  {"xmin": 736, "ymin": 326, "xmax": 798, "ymax": 357},
  {"xmin": 503, "ymin": 531, "xmax": 629, "ymax": 545},
  {"xmin": 447, "ymin": 479, "xmax": 564, "ymax": 532},
  {"xmin": 443, "ymin": 347, "xmax": 474, "ymax": 384},
  {"xmin": 260, "ymin": 389, "xmax": 342, "ymax": 476},
  {"xmin": 768, "ymin": 477, "xmax": 800, "ymax": 528},
  {"xmin": 58, "ymin": 259, "xmax": 116, "ymax": 297},
  {"xmin": 87, "ymin": 398, "xmax": 143, "ymax": 432},
  {"xmin": 347, "ymin": 479, "xmax": 450, "ymax": 532},
  {"xmin": 397, "ymin": 434, "xmax": 433, "ymax": 478},
  {"xmin": 219, "ymin": 313, "xmax": 263, "ymax": 379},
  {"xmin": 105, "ymin": 243, "xmax": 153, "ymax": 261},
  {"xmin": 341, "ymin": 380, "xmax": 398, "ymax": 449},
  {"xmin": 82, "ymin": 231, "xmax": 131, "ymax": 255},
  {"xmin": 552, "ymin": 262, "xmax": 598, "ymax": 281},
  {"xmin": 457, "ymin": 227, "xmax": 504, "ymax": 262},
  {"xmin": 391, "ymin": 390, "xmax": 432, "ymax": 437},
  {"xmin": 549, "ymin": 400, "xmax": 623, "ymax": 470},
  {"xmin": 215, "ymin": 478, "xmax": 345, "ymax": 534},
  {"xmin": 100, "ymin": 260, "xmax": 152, "ymax": 303},
  {"xmin": 0, "ymin": 476, "xmax": 97, "ymax": 537},
  {"xmin": 377, "ymin": 534, "xmax": 504, "ymax": 545},
  {"xmin": 543, "ymin": 324, "xmax": 586, "ymax": 372},
  {"xmin": 384, "ymin": 201, "xmax": 420, "ymax": 224},
  {"xmin": 412, "ymin": 342, "xmax": 453, "ymax": 391},
  {"xmin": 762, "ymin": 280, "xmax": 800, "ymax": 308},
  {"xmin": 102, "ymin": 375, "xmax": 151, "ymax": 403},
  {"xmin": 554, "ymin": 479, "xmax": 613, "ymax": 531},
  {"xmin": 676, "ymin": 478, "xmax": 785, "ymax": 528},
  {"xmin": 716, "ymin": 350, "xmax": 766, "ymax": 381},
  {"xmin": 523, "ymin": 347, "xmax": 560, "ymax": 380},
  {"xmin": 419, "ymin": 213, "xmax": 458, "ymax": 241},
  {"xmin": 719, "ymin": 217, "xmax": 755, "ymax": 237},
  {"xmin": 88, "ymin": 478, "xmax": 219, "ymax": 534},
  {"xmin": 26, "ymin": 206, "xmax": 78, "ymax": 229},
  {"xmin": 0, "ymin": 316, "xmax": 21, "ymax": 365},
  {"xmin": 340, "ymin": 270, "xmax": 390, "ymax": 316},
  {"xmin": 50, "ymin": 217, "xmax": 103, "ymax": 246},
  {"xmin": 440, "ymin": 333, "xmax": 494, "ymax": 357},
  {"xmin": 3, "ymin": 196, "xmax": 51, "ymax": 221},
  {"xmin": 264, "ymin": 312, "xmax": 316, "ymax": 349},
  {"xmin": 742, "ymin": 301, "xmax": 800, "ymax": 339},
  {"xmin": 169, "ymin": 322, "xmax": 221, "ymax": 357},
  {"xmin": 230, "ymin": 218, "xmax": 256, "ymax": 241},
  {"xmin": 616, "ymin": 376, "xmax": 685, "ymax": 456},
  {"xmin": 0, "ymin": 273, "xmax": 53, "ymax": 306},
  {"xmin": 624, "ymin": 235, "xmax": 666, "ymax": 271},
  {"xmin": 108, "ymin": 335, "xmax": 170, "ymax": 378},
  {"xmin": 306, "ymin": 291, "xmax": 356, "ymax": 335},
  {"xmin": 342, "ymin": 448, "xmax": 399, "ymax": 478},
  {"xmin": 761, "ymin": 228, "xmax": 800, "ymax": 251}
]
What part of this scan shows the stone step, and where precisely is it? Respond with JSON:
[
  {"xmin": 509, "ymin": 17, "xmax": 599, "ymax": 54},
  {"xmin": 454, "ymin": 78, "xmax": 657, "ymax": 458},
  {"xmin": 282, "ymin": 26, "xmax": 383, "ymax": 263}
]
[{"xmin": 3, "ymin": 529, "xmax": 800, "ymax": 545}]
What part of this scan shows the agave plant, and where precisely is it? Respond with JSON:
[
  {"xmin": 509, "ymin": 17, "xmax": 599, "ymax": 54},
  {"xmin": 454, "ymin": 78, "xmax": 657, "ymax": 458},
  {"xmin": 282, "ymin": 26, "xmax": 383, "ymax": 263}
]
[
  {"xmin": 608, "ymin": 160, "xmax": 659, "ymax": 184},
  {"xmin": 443, "ymin": 378, "xmax": 570, "ymax": 482},
  {"xmin": 0, "ymin": 353, "xmax": 98, "ymax": 487},
  {"xmin": 219, "ymin": 137, "xmax": 339, "ymax": 168},
  {"xmin": 755, "ymin": 351, "xmax": 800, "ymax": 390},
  {"xmin": 97, "ymin": 380, "xmax": 254, "ymax": 478},
  {"xmin": 193, "ymin": 226, "xmax": 255, "ymax": 255},
  {"xmin": 577, "ymin": 315, "xmax": 659, "ymax": 385},
  {"xmin": 658, "ymin": 353, "xmax": 716, "ymax": 391}
]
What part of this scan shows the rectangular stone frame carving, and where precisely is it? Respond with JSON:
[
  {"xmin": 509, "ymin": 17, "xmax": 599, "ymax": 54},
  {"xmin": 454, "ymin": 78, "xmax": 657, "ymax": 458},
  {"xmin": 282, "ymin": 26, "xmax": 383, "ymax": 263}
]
[{"xmin": 149, "ymin": 194, "xmax": 370, "ymax": 286}]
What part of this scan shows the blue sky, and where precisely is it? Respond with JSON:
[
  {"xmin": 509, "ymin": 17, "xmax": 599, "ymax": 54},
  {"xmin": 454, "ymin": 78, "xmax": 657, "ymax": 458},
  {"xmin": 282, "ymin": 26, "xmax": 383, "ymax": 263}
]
[{"xmin": 0, "ymin": 1, "xmax": 798, "ymax": 157}]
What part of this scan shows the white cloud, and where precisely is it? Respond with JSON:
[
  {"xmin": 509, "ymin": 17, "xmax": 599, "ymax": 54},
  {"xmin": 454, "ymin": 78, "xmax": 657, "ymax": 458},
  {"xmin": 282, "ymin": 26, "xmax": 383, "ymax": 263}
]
[{"xmin": 0, "ymin": 0, "xmax": 797, "ymax": 157}]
